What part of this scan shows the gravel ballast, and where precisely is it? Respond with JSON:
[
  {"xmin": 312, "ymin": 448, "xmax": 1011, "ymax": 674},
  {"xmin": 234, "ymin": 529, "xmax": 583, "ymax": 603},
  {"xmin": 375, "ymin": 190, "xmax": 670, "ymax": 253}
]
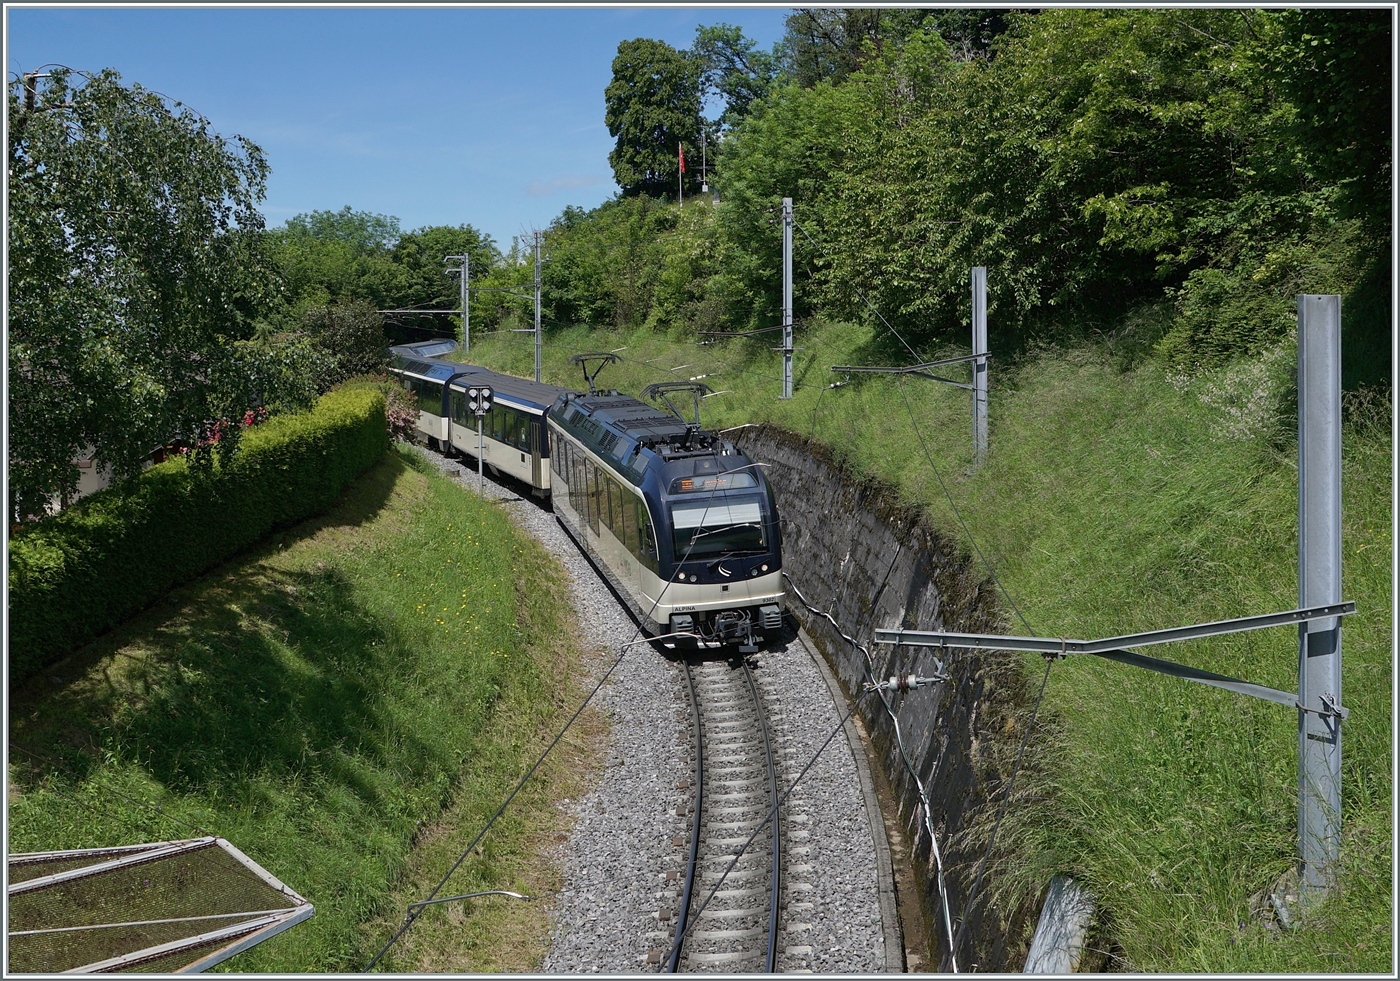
[{"xmin": 418, "ymin": 448, "xmax": 896, "ymax": 973}]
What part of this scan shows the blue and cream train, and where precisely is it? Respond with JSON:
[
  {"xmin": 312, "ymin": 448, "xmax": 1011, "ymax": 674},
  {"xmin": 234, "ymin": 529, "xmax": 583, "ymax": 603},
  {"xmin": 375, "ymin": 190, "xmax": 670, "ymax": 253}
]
[{"xmin": 388, "ymin": 340, "xmax": 785, "ymax": 648}]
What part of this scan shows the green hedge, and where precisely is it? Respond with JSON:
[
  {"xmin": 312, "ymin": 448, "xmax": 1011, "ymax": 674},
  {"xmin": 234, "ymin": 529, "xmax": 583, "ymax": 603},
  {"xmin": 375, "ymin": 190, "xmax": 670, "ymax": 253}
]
[{"xmin": 8, "ymin": 388, "xmax": 387, "ymax": 683}]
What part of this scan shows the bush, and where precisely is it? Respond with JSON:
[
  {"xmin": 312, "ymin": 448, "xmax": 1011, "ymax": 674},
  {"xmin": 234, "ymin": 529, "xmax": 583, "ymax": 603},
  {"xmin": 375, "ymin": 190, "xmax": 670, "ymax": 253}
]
[
  {"xmin": 335, "ymin": 373, "xmax": 418, "ymax": 442},
  {"xmin": 299, "ymin": 299, "xmax": 390, "ymax": 388},
  {"xmin": 7, "ymin": 388, "xmax": 387, "ymax": 683}
]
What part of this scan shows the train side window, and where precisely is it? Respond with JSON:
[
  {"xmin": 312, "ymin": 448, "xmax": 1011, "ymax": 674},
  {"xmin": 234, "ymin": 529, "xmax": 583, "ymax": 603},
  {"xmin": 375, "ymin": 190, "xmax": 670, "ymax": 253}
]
[
  {"xmin": 573, "ymin": 453, "xmax": 586, "ymax": 522},
  {"xmin": 587, "ymin": 461, "xmax": 601, "ymax": 533},
  {"xmin": 490, "ymin": 407, "xmax": 504, "ymax": 442},
  {"xmin": 420, "ymin": 381, "xmax": 441, "ymax": 414},
  {"xmin": 552, "ymin": 437, "xmax": 567, "ymax": 486},
  {"xmin": 577, "ymin": 457, "xmax": 588, "ymax": 525},
  {"xmin": 610, "ymin": 477, "xmax": 624, "ymax": 534},
  {"xmin": 637, "ymin": 500, "xmax": 657, "ymax": 571},
  {"xmin": 451, "ymin": 391, "xmax": 466, "ymax": 425},
  {"xmin": 622, "ymin": 488, "xmax": 638, "ymax": 554},
  {"xmin": 592, "ymin": 464, "xmax": 605, "ymax": 532}
]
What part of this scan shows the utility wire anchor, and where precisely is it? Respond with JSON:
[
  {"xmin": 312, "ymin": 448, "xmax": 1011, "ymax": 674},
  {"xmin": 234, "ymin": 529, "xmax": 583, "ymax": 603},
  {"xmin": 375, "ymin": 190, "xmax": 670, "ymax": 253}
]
[{"xmin": 865, "ymin": 671, "xmax": 947, "ymax": 694}]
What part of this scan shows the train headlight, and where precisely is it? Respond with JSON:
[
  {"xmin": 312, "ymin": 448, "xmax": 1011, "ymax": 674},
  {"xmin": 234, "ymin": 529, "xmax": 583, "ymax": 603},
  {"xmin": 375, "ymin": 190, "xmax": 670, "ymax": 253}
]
[
  {"xmin": 761, "ymin": 564, "xmax": 769, "ymax": 572},
  {"xmin": 690, "ymin": 574, "xmax": 698, "ymax": 582}
]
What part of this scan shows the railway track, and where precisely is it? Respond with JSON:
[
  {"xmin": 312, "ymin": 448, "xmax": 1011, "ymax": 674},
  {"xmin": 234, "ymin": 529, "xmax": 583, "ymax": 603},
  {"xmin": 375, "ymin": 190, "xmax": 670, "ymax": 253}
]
[
  {"xmin": 417, "ymin": 445, "xmax": 897, "ymax": 973},
  {"xmin": 662, "ymin": 655, "xmax": 782, "ymax": 973}
]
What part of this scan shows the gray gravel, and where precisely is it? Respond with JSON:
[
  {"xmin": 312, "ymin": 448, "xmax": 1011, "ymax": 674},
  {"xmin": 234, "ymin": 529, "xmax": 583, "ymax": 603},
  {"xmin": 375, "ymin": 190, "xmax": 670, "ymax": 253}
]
[{"xmin": 417, "ymin": 447, "xmax": 891, "ymax": 974}]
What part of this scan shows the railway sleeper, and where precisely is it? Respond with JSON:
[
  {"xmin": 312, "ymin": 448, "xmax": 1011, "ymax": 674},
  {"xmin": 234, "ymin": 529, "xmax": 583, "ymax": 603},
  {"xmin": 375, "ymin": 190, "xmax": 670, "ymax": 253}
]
[
  {"xmin": 688, "ymin": 926, "xmax": 768, "ymax": 942},
  {"xmin": 694, "ymin": 907, "xmax": 771, "ymax": 921},
  {"xmin": 702, "ymin": 820, "xmax": 767, "ymax": 832},
  {"xmin": 700, "ymin": 886, "xmax": 773, "ymax": 901},
  {"xmin": 706, "ymin": 836, "xmax": 770, "ymax": 850}
]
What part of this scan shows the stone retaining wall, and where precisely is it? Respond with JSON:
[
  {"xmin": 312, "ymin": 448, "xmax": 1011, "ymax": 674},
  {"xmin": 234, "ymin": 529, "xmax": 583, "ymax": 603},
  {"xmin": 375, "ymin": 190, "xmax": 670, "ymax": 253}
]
[{"xmin": 738, "ymin": 423, "xmax": 1041, "ymax": 972}]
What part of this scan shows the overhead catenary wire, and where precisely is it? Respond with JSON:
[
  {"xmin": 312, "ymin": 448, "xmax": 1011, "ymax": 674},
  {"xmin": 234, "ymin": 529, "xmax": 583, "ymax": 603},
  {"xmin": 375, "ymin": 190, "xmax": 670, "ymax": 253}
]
[
  {"xmin": 381, "ymin": 285, "xmax": 1014, "ymax": 966},
  {"xmin": 397, "ymin": 224, "xmax": 1035, "ymax": 975}
]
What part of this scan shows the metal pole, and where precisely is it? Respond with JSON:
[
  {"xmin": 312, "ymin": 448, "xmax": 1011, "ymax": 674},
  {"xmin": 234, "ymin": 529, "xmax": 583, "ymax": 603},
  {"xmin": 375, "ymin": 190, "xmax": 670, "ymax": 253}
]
[
  {"xmin": 533, "ymin": 231, "xmax": 542, "ymax": 384},
  {"xmin": 781, "ymin": 197, "xmax": 793, "ymax": 400},
  {"xmin": 701, "ymin": 128, "xmax": 708, "ymax": 194},
  {"xmin": 477, "ymin": 415, "xmax": 485, "ymax": 495},
  {"xmin": 972, "ymin": 266, "xmax": 988, "ymax": 464},
  {"xmin": 446, "ymin": 254, "xmax": 469, "ymax": 352},
  {"xmin": 679, "ymin": 142, "xmax": 684, "ymax": 206},
  {"xmin": 1297, "ymin": 293, "xmax": 1343, "ymax": 900}
]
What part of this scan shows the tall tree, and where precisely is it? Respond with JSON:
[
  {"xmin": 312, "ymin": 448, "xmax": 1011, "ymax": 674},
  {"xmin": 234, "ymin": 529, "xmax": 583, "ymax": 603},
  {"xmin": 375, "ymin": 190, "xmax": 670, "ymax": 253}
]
[
  {"xmin": 692, "ymin": 23, "xmax": 784, "ymax": 128},
  {"xmin": 782, "ymin": 8, "xmax": 922, "ymax": 86},
  {"xmin": 264, "ymin": 206, "xmax": 407, "ymax": 308},
  {"xmin": 390, "ymin": 224, "xmax": 500, "ymax": 310},
  {"xmin": 1268, "ymin": 8, "xmax": 1392, "ymax": 232},
  {"xmin": 782, "ymin": 8, "xmax": 1015, "ymax": 86},
  {"xmin": 605, "ymin": 38, "xmax": 703, "ymax": 198},
  {"xmin": 8, "ymin": 68, "xmax": 280, "ymax": 518}
]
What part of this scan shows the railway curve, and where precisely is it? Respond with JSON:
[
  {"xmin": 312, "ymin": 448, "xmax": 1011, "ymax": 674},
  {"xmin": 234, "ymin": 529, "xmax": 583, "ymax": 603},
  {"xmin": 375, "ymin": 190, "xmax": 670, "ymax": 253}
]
[{"xmin": 417, "ymin": 444, "xmax": 899, "ymax": 973}]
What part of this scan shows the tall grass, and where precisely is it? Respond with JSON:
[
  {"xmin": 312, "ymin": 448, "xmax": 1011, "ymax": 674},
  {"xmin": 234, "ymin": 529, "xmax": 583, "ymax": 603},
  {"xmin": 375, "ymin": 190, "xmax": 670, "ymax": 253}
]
[
  {"xmin": 8, "ymin": 445, "xmax": 596, "ymax": 972},
  {"xmin": 462, "ymin": 318, "xmax": 1391, "ymax": 972}
]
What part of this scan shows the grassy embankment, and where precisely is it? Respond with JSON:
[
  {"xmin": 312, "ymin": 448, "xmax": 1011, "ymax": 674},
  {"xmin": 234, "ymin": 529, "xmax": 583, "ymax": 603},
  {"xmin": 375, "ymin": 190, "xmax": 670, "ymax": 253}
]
[
  {"xmin": 8, "ymin": 445, "xmax": 603, "ymax": 972},
  {"xmin": 460, "ymin": 317, "xmax": 1391, "ymax": 973}
]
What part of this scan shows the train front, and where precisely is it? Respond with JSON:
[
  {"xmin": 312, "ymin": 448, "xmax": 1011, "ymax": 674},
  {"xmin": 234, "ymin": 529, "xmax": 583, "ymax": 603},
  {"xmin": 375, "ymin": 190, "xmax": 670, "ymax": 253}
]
[{"xmin": 652, "ymin": 453, "xmax": 785, "ymax": 650}]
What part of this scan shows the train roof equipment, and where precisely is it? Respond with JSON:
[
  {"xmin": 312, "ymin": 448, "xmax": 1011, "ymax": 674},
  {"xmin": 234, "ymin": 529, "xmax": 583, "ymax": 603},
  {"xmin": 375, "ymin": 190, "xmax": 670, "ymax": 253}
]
[
  {"xmin": 566, "ymin": 351, "xmax": 621, "ymax": 395},
  {"xmin": 552, "ymin": 379, "xmax": 749, "ymax": 493}
]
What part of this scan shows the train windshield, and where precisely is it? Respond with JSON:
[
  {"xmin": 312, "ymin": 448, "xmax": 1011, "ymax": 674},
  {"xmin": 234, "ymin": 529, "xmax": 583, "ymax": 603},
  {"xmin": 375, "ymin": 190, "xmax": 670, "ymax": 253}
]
[{"xmin": 671, "ymin": 497, "xmax": 767, "ymax": 560}]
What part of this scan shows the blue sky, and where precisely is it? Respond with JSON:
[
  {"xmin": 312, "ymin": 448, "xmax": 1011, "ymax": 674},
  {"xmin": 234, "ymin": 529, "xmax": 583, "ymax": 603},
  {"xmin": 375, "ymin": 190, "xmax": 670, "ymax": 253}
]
[{"xmin": 6, "ymin": 5, "xmax": 792, "ymax": 251}]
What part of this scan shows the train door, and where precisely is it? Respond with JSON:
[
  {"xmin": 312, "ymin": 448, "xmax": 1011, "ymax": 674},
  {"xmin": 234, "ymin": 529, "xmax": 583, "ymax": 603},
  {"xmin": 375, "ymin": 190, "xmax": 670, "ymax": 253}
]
[{"xmin": 530, "ymin": 420, "xmax": 542, "ymax": 486}]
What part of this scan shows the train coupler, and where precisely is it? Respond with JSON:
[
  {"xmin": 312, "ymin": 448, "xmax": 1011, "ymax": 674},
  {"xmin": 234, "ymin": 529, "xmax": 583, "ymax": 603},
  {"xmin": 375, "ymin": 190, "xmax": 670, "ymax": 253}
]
[{"xmin": 711, "ymin": 610, "xmax": 760, "ymax": 652}]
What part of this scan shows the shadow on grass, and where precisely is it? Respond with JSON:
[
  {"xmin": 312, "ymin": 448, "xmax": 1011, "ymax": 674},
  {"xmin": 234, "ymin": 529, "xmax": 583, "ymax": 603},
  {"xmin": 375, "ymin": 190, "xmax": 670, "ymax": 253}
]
[{"xmin": 8, "ymin": 451, "xmax": 440, "ymax": 811}]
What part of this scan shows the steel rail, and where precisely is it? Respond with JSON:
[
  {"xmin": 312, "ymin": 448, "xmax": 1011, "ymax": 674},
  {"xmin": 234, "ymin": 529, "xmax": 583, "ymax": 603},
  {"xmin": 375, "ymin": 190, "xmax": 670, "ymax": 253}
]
[
  {"xmin": 665, "ymin": 657, "xmax": 783, "ymax": 973},
  {"xmin": 667, "ymin": 659, "xmax": 706, "ymax": 973},
  {"xmin": 742, "ymin": 661, "xmax": 782, "ymax": 972}
]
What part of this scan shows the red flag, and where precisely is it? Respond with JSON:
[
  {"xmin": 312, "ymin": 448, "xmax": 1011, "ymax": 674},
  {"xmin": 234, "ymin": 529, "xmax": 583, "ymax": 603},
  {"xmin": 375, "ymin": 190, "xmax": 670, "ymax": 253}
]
[{"xmin": 679, "ymin": 143, "xmax": 685, "ymax": 173}]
